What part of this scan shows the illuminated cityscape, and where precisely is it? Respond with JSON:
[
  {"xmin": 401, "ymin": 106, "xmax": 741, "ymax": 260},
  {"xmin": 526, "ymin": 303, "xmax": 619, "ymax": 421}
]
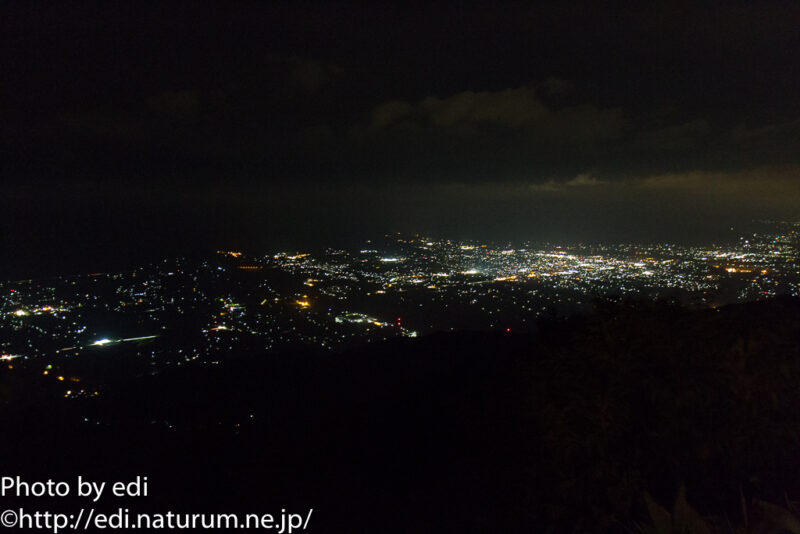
[{"xmin": 2, "ymin": 221, "xmax": 798, "ymax": 399}]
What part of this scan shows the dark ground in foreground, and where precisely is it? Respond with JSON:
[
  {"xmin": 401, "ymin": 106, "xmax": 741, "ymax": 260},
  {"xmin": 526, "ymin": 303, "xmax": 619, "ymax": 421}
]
[{"xmin": 2, "ymin": 297, "xmax": 800, "ymax": 533}]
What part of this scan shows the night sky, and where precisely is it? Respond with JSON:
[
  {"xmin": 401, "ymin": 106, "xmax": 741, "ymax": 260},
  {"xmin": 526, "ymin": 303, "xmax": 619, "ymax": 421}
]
[{"xmin": 2, "ymin": 2, "xmax": 800, "ymax": 278}]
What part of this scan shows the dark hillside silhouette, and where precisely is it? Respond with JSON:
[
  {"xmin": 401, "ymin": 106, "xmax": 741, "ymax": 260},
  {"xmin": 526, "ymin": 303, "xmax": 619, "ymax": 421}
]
[{"xmin": 2, "ymin": 297, "xmax": 800, "ymax": 532}]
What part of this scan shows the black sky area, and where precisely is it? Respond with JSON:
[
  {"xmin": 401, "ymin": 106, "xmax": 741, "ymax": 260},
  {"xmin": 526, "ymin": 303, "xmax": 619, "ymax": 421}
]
[{"xmin": 2, "ymin": 2, "xmax": 800, "ymax": 278}]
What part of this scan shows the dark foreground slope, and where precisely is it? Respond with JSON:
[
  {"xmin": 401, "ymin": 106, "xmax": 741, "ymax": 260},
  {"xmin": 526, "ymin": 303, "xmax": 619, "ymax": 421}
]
[{"xmin": 2, "ymin": 297, "xmax": 800, "ymax": 532}]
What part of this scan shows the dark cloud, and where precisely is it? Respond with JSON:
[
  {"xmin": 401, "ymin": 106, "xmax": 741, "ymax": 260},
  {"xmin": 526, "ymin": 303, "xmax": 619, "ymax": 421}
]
[
  {"xmin": 369, "ymin": 87, "xmax": 624, "ymax": 140},
  {"xmin": 382, "ymin": 88, "xmax": 550, "ymax": 129},
  {"xmin": 529, "ymin": 173, "xmax": 606, "ymax": 192},
  {"xmin": 346, "ymin": 85, "xmax": 629, "ymax": 183},
  {"xmin": 540, "ymin": 77, "xmax": 572, "ymax": 96},
  {"xmin": 729, "ymin": 119, "xmax": 800, "ymax": 163},
  {"xmin": 637, "ymin": 119, "xmax": 711, "ymax": 150},
  {"xmin": 1, "ymin": 1, "xmax": 800, "ymax": 275}
]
